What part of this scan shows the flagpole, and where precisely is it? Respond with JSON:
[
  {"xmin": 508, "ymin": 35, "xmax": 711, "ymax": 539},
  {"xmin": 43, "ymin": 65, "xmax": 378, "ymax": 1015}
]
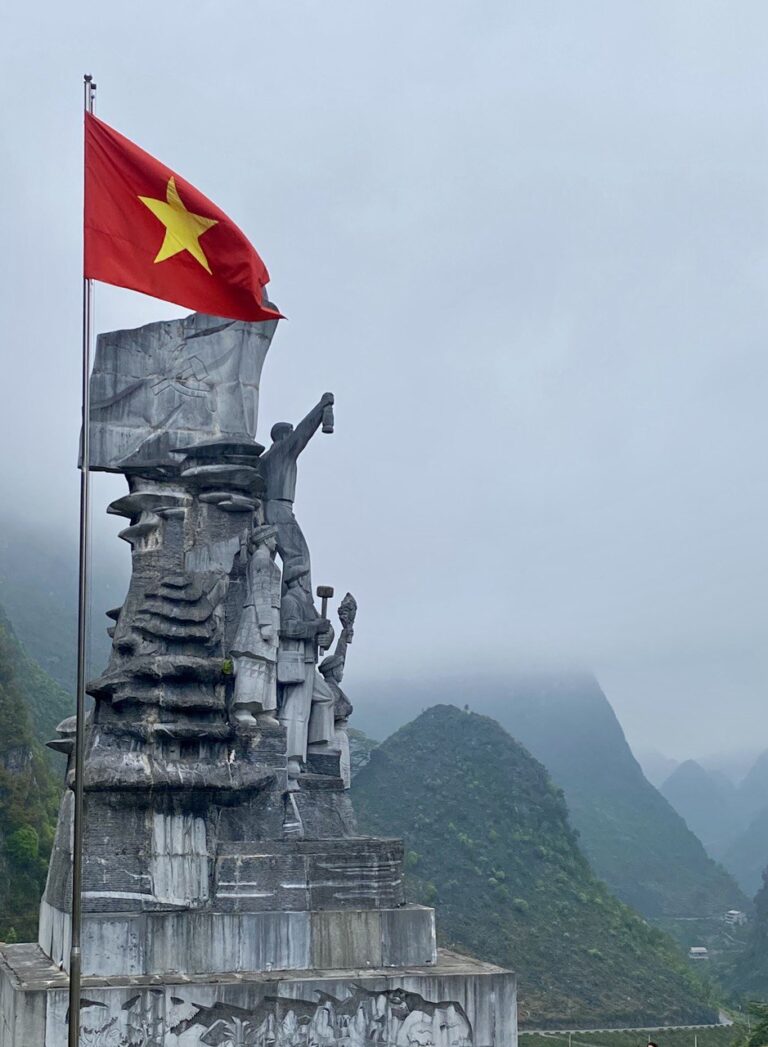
[{"xmin": 68, "ymin": 71, "xmax": 96, "ymax": 1047}]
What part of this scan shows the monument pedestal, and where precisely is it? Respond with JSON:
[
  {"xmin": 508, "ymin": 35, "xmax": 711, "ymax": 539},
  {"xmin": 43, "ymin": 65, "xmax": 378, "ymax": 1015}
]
[{"xmin": 0, "ymin": 945, "xmax": 516, "ymax": 1047}]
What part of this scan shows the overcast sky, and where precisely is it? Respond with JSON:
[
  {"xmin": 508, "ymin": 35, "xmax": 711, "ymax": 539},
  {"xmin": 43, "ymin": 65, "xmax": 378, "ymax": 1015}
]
[{"xmin": 2, "ymin": 1, "xmax": 768, "ymax": 759}]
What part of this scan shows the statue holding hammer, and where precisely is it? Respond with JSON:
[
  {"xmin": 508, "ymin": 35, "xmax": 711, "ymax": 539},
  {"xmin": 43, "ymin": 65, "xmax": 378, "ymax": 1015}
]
[
  {"xmin": 277, "ymin": 564, "xmax": 335, "ymax": 785},
  {"xmin": 260, "ymin": 392, "xmax": 334, "ymax": 584}
]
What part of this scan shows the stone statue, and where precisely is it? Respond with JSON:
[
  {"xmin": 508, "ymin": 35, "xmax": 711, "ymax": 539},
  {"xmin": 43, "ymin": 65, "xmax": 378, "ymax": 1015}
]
[
  {"xmin": 2, "ymin": 311, "xmax": 514, "ymax": 1047},
  {"xmin": 318, "ymin": 593, "xmax": 358, "ymax": 788},
  {"xmin": 230, "ymin": 523, "xmax": 281, "ymax": 726},
  {"xmin": 261, "ymin": 392, "xmax": 334, "ymax": 579},
  {"xmin": 277, "ymin": 564, "xmax": 334, "ymax": 784}
]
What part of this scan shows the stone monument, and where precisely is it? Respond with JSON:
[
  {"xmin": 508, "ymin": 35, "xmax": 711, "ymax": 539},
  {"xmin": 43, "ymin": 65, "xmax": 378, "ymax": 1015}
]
[{"xmin": 0, "ymin": 312, "xmax": 517, "ymax": 1046}]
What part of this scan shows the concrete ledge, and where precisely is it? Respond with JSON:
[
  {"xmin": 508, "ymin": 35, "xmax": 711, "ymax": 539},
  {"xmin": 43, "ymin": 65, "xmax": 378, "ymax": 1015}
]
[
  {"xmin": 38, "ymin": 903, "xmax": 436, "ymax": 977},
  {"xmin": 0, "ymin": 945, "xmax": 516, "ymax": 1047}
]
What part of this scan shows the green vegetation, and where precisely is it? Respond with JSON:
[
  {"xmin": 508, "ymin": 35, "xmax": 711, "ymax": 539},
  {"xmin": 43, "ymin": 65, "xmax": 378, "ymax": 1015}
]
[
  {"xmin": 729, "ymin": 875, "xmax": 768, "ymax": 999},
  {"xmin": 354, "ymin": 705, "xmax": 718, "ymax": 1028},
  {"xmin": 11, "ymin": 636, "xmax": 73, "ymax": 753},
  {"xmin": 521, "ymin": 1026, "xmax": 742, "ymax": 1047},
  {"xmin": 650, "ymin": 916, "xmax": 750, "ymax": 991},
  {"xmin": 734, "ymin": 1003, "xmax": 768, "ymax": 1047},
  {"xmin": 348, "ymin": 726, "xmax": 378, "ymax": 776},
  {"xmin": 0, "ymin": 607, "xmax": 60, "ymax": 941},
  {"xmin": 354, "ymin": 673, "xmax": 746, "ymax": 919}
]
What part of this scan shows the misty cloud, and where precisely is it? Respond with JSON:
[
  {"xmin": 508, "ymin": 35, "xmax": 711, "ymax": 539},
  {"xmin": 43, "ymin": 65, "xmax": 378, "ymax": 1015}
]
[{"xmin": 1, "ymin": 1, "xmax": 767, "ymax": 757}]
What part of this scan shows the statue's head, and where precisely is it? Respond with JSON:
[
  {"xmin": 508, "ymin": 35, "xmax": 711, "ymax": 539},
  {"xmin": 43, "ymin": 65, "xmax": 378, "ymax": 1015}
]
[
  {"xmin": 251, "ymin": 523, "xmax": 278, "ymax": 553},
  {"xmin": 270, "ymin": 421, "xmax": 294, "ymax": 443},
  {"xmin": 283, "ymin": 562, "xmax": 310, "ymax": 589},
  {"xmin": 320, "ymin": 653, "xmax": 345, "ymax": 683}
]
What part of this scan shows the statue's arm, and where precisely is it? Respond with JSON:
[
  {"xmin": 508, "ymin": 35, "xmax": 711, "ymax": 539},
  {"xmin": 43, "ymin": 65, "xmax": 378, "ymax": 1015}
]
[
  {"xmin": 280, "ymin": 618, "xmax": 331, "ymax": 641},
  {"xmin": 332, "ymin": 630, "xmax": 350, "ymax": 666},
  {"xmin": 254, "ymin": 587, "xmax": 273, "ymax": 628},
  {"xmin": 289, "ymin": 392, "xmax": 334, "ymax": 455}
]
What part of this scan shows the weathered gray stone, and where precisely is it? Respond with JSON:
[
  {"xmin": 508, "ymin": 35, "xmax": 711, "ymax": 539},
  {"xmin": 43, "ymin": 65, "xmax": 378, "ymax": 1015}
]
[
  {"xmin": 0, "ymin": 946, "xmax": 515, "ymax": 1047},
  {"xmin": 319, "ymin": 592, "xmax": 357, "ymax": 787},
  {"xmin": 261, "ymin": 392, "xmax": 335, "ymax": 580},
  {"xmin": 231, "ymin": 524, "xmax": 281, "ymax": 724},
  {"xmin": 36, "ymin": 904, "xmax": 434, "ymax": 977},
  {"xmin": 88, "ymin": 312, "xmax": 277, "ymax": 473}
]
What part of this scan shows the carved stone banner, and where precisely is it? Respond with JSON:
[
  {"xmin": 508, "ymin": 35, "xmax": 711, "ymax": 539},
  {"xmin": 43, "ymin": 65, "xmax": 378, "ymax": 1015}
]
[{"xmin": 88, "ymin": 312, "xmax": 277, "ymax": 472}]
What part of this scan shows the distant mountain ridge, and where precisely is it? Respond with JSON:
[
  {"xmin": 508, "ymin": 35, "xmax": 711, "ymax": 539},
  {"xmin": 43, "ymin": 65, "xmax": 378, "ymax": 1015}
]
[
  {"xmin": 353, "ymin": 705, "xmax": 717, "ymax": 1027},
  {"xmin": 739, "ymin": 751, "xmax": 768, "ymax": 820},
  {"xmin": 635, "ymin": 748, "xmax": 679, "ymax": 788},
  {"xmin": 660, "ymin": 748, "xmax": 768, "ymax": 898},
  {"xmin": 354, "ymin": 671, "xmax": 746, "ymax": 918},
  {"xmin": 720, "ymin": 808, "xmax": 768, "ymax": 899},
  {"xmin": 660, "ymin": 759, "xmax": 743, "ymax": 854}
]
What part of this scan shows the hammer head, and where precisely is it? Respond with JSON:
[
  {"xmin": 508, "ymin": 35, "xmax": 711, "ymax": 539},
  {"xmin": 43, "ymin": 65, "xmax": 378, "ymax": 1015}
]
[{"xmin": 316, "ymin": 586, "xmax": 334, "ymax": 599}]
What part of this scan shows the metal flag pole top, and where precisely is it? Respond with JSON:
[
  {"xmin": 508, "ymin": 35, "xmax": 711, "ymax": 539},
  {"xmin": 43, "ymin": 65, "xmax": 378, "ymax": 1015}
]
[{"xmin": 68, "ymin": 71, "xmax": 96, "ymax": 1047}]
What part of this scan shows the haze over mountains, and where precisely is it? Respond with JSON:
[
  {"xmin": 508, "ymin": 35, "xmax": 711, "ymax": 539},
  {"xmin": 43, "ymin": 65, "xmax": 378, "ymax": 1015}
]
[
  {"xmin": 1, "ymin": 510, "xmax": 761, "ymax": 917},
  {"xmin": 661, "ymin": 760, "xmax": 740, "ymax": 854},
  {"xmin": 0, "ymin": 513, "xmax": 127, "ymax": 700},
  {"xmin": 0, "ymin": 514, "xmax": 755, "ymax": 918},
  {"xmin": 0, "ymin": 561, "xmax": 764, "ymax": 1019},
  {"xmin": 1, "ymin": 511, "xmax": 766, "ymax": 1017},
  {"xmin": 660, "ymin": 752, "xmax": 768, "ymax": 897}
]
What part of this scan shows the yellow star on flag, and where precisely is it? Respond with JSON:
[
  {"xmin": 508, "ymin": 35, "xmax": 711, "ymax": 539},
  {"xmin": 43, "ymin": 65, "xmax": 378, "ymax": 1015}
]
[{"xmin": 138, "ymin": 176, "xmax": 218, "ymax": 273}]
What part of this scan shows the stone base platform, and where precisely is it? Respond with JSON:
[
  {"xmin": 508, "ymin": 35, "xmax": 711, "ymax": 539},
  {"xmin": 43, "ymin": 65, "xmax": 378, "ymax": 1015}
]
[
  {"xmin": 0, "ymin": 944, "xmax": 516, "ymax": 1047},
  {"xmin": 38, "ymin": 902, "xmax": 436, "ymax": 976}
]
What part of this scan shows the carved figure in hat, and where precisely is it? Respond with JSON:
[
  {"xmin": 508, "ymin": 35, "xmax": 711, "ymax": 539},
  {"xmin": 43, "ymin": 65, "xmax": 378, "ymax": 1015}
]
[
  {"xmin": 230, "ymin": 524, "xmax": 282, "ymax": 725},
  {"xmin": 278, "ymin": 563, "xmax": 334, "ymax": 784}
]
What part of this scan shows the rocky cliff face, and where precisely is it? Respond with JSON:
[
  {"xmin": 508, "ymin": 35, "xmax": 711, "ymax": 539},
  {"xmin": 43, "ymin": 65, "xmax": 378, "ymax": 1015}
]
[{"xmin": 353, "ymin": 704, "xmax": 716, "ymax": 1028}]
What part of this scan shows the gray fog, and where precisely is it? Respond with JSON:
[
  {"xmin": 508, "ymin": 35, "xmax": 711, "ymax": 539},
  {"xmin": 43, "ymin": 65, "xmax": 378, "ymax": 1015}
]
[{"xmin": 2, "ymin": 1, "xmax": 767, "ymax": 759}]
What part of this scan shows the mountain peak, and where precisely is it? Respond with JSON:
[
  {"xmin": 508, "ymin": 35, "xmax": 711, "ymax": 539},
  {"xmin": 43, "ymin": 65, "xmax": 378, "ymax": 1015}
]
[{"xmin": 353, "ymin": 704, "xmax": 716, "ymax": 1027}]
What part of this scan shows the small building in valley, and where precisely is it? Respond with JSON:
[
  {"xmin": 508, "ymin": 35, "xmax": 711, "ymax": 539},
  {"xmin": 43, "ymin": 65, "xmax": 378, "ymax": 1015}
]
[{"xmin": 724, "ymin": 910, "xmax": 748, "ymax": 926}]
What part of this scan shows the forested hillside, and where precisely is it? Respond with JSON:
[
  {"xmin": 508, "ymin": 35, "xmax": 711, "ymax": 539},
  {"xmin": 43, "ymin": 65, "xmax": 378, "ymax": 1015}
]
[
  {"xmin": 0, "ymin": 512, "xmax": 125, "ymax": 703},
  {"xmin": 354, "ymin": 705, "xmax": 717, "ymax": 1027},
  {"xmin": 355, "ymin": 672, "xmax": 746, "ymax": 919},
  {"xmin": 0, "ymin": 606, "xmax": 60, "ymax": 941},
  {"xmin": 731, "ymin": 868, "xmax": 768, "ymax": 997}
]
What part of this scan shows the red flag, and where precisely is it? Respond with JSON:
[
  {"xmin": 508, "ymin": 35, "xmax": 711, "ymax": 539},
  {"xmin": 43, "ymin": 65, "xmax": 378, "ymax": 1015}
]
[{"xmin": 84, "ymin": 113, "xmax": 281, "ymax": 323}]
